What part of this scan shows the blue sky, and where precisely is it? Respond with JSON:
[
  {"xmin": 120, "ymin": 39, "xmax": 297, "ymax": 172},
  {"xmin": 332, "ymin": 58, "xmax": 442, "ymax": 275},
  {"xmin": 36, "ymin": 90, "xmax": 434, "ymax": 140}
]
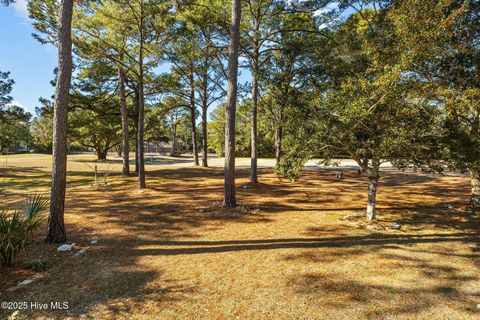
[
  {"xmin": 0, "ymin": 0, "xmax": 57, "ymax": 115},
  {"xmin": 0, "ymin": 1, "xmax": 342, "ymax": 117}
]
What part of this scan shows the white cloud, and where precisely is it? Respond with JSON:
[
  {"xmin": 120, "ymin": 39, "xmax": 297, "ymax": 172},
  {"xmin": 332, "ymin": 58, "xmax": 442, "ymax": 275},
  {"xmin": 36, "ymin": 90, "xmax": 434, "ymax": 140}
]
[
  {"xmin": 8, "ymin": 100, "xmax": 29, "ymax": 111},
  {"xmin": 314, "ymin": 2, "xmax": 339, "ymax": 17},
  {"xmin": 13, "ymin": 0, "xmax": 29, "ymax": 19}
]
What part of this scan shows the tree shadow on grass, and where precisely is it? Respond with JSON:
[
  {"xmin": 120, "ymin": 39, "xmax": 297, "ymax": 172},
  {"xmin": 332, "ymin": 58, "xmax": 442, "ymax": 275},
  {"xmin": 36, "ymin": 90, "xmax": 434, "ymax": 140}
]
[
  {"xmin": 0, "ymin": 230, "xmax": 196, "ymax": 319},
  {"xmin": 122, "ymin": 232, "xmax": 479, "ymax": 256},
  {"xmin": 285, "ymin": 240, "xmax": 479, "ymax": 319}
]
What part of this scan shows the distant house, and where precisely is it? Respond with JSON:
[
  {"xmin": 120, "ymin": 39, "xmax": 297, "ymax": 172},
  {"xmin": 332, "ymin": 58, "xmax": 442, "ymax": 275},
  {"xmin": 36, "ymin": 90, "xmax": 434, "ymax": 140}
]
[{"xmin": 145, "ymin": 139, "xmax": 188, "ymax": 155}]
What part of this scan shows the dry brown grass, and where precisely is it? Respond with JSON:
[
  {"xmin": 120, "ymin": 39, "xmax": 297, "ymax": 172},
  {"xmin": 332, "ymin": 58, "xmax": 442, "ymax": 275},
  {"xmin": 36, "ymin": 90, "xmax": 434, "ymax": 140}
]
[{"xmin": 0, "ymin": 154, "xmax": 479, "ymax": 319}]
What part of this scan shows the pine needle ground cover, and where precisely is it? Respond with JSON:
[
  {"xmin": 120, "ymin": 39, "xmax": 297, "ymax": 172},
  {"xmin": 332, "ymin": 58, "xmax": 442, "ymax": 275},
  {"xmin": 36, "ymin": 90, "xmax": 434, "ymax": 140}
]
[{"xmin": 1, "ymin": 154, "xmax": 479, "ymax": 319}]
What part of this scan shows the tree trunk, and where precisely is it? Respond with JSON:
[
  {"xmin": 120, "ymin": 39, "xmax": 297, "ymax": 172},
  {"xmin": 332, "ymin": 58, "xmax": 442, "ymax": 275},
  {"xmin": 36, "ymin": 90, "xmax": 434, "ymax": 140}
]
[
  {"xmin": 250, "ymin": 28, "xmax": 259, "ymax": 184},
  {"xmin": 366, "ymin": 159, "xmax": 380, "ymax": 221},
  {"xmin": 133, "ymin": 89, "xmax": 139, "ymax": 173},
  {"xmin": 96, "ymin": 149, "xmax": 107, "ymax": 160},
  {"xmin": 470, "ymin": 169, "xmax": 480, "ymax": 206},
  {"xmin": 201, "ymin": 101, "xmax": 208, "ymax": 167},
  {"xmin": 223, "ymin": 0, "xmax": 241, "ymax": 208},
  {"xmin": 118, "ymin": 63, "xmax": 130, "ymax": 176},
  {"xmin": 137, "ymin": 3, "xmax": 146, "ymax": 189},
  {"xmin": 134, "ymin": 128, "xmax": 139, "ymax": 173},
  {"xmin": 189, "ymin": 67, "xmax": 199, "ymax": 165},
  {"xmin": 274, "ymin": 126, "xmax": 282, "ymax": 168},
  {"xmin": 171, "ymin": 123, "xmax": 177, "ymax": 156},
  {"xmin": 190, "ymin": 107, "xmax": 199, "ymax": 165},
  {"xmin": 137, "ymin": 82, "xmax": 145, "ymax": 188},
  {"xmin": 46, "ymin": 0, "xmax": 73, "ymax": 244},
  {"xmin": 94, "ymin": 164, "xmax": 99, "ymax": 186}
]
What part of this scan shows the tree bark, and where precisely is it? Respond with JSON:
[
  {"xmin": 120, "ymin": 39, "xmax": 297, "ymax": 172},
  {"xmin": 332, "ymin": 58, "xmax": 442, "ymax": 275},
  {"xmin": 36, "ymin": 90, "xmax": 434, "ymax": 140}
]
[
  {"xmin": 118, "ymin": 62, "xmax": 130, "ymax": 176},
  {"xmin": 137, "ymin": 1, "xmax": 146, "ymax": 189},
  {"xmin": 274, "ymin": 126, "xmax": 282, "ymax": 168},
  {"xmin": 470, "ymin": 169, "xmax": 480, "ymax": 206},
  {"xmin": 250, "ymin": 25, "xmax": 259, "ymax": 184},
  {"xmin": 133, "ymin": 92, "xmax": 139, "ymax": 174},
  {"xmin": 96, "ymin": 149, "xmax": 107, "ymax": 160},
  {"xmin": 223, "ymin": 0, "xmax": 241, "ymax": 208},
  {"xmin": 201, "ymin": 70, "xmax": 209, "ymax": 167},
  {"xmin": 189, "ymin": 68, "xmax": 199, "ymax": 165},
  {"xmin": 366, "ymin": 159, "xmax": 380, "ymax": 221},
  {"xmin": 201, "ymin": 101, "xmax": 208, "ymax": 167},
  {"xmin": 134, "ymin": 128, "xmax": 139, "ymax": 173},
  {"xmin": 46, "ymin": 0, "xmax": 73, "ymax": 244},
  {"xmin": 171, "ymin": 121, "xmax": 177, "ymax": 156}
]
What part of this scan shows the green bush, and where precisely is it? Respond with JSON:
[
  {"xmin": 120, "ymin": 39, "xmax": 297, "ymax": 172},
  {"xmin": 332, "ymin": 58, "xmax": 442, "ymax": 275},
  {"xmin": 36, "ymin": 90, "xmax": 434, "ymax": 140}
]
[
  {"xmin": 0, "ymin": 211, "xmax": 28, "ymax": 266},
  {"xmin": 0, "ymin": 194, "xmax": 48, "ymax": 266},
  {"xmin": 22, "ymin": 194, "xmax": 49, "ymax": 233},
  {"xmin": 25, "ymin": 258, "xmax": 48, "ymax": 272}
]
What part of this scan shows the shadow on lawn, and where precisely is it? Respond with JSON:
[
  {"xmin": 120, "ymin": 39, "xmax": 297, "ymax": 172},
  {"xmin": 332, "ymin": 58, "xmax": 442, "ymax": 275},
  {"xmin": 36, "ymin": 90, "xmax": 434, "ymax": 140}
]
[
  {"xmin": 63, "ymin": 166, "xmax": 474, "ymax": 240},
  {"xmin": 125, "ymin": 232, "xmax": 479, "ymax": 256},
  {"xmin": 288, "ymin": 271, "xmax": 479, "ymax": 318},
  {"xmin": 1, "ymin": 231, "xmax": 196, "ymax": 319},
  {"xmin": 284, "ymin": 234, "xmax": 479, "ymax": 318}
]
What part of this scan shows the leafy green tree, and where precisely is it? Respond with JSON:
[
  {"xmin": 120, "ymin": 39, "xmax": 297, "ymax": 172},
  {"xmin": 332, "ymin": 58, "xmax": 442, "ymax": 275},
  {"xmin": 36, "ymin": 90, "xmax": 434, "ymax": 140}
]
[
  {"xmin": 0, "ymin": 71, "xmax": 15, "ymax": 120},
  {"xmin": 259, "ymin": 9, "xmax": 320, "ymax": 168},
  {"xmin": 279, "ymin": 4, "xmax": 441, "ymax": 221},
  {"xmin": 68, "ymin": 93, "xmax": 122, "ymax": 160},
  {"xmin": 0, "ymin": 105, "xmax": 31, "ymax": 154},
  {"xmin": 31, "ymin": 113, "xmax": 53, "ymax": 152},
  {"xmin": 394, "ymin": 0, "xmax": 480, "ymax": 205},
  {"xmin": 174, "ymin": 0, "xmax": 229, "ymax": 167},
  {"xmin": 208, "ymin": 102, "xmax": 252, "ymax": 157}
]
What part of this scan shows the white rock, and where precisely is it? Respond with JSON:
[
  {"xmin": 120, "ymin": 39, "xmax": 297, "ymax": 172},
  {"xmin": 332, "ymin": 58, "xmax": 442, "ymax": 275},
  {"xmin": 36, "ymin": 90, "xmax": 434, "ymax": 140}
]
[
  {"xmin": 90, "ymin": 237, "xmax": 99, "ymax": 244},
  {"xmin": 57, "ymin": 243, "xmax": 76, "ymax": 252},
  {"xmin": 448, "ymin": 205, "xmax": 454, "ymax": 209},
  {"xmin": 386, "ymin": 224, "xmax": 402, "ymax": 230},
  {"xmin": 75, "ymin": 249, "xmax": 87, "ymax": 256},
  {"xmin": 18, "ymin": 279, "xmax": 33, "ymax": 286},
  {"xmin": 241, "ymin": 185, "xmax": 249, "ymax": 189}
]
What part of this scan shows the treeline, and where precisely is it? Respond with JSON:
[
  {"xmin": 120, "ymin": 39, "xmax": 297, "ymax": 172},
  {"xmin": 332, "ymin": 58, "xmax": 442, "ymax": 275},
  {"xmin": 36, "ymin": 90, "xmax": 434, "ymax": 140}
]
[{"xmin": 1, "ymin": 0, "xmax": 479, "ymax": 242}]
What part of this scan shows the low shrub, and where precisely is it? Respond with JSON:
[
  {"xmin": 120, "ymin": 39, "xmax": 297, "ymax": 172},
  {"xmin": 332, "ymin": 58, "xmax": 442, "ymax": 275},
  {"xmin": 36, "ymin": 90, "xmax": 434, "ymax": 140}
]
[{"xmin": 0, "ymin": 194, "xmax": 48, "ymax": 266}]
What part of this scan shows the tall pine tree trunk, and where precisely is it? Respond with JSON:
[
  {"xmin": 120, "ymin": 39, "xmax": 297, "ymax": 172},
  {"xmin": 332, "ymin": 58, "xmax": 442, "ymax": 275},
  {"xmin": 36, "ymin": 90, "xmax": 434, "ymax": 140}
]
[
  {"xmin": 223, "ymin": 0, "xmax": 241, "ymax": 208},
  {"xmin": 274, "ymin": 126, "xmax": 282, "ymax": 169},
  {"xmin": 366, "ymin": 159, "xmax": 381, "ymax": 221},
  {"xmin": 118, "ymin": 62, "xmax": 130, "ymax": 176},
  {"xmin": 201, "ymin": 71, "xmax": 209, "ymax": 167},
  {"xmin": 190, "ymin": 68, "xmax": 199, "ymax": 165},
  {"xmin": 46, "ymin": 0, "xmax": 73, "ymax": 244},
  {"xmin": 250, "ymin": 28, "xmax": 259, "ymax": 184},
  {"xmin": 133, "ymin": 91, "xmax": 139, "ymax": 174},
  {"xmin": 137, "ymin": 78, "xmax": 146, "ymax": 188},
  {"xmin": 137, "ymin": 2, "xmax": 146, "ymax": 189},
  {"xmin": 171, "ymin": 122, "xmax": 177, "ymax": 156},
  {"xmin": 134, "ymin": 127, "xmax": 139, "ymax": 173},
  {"xmin": 470, "ymin": 169, "xmax": 480, "ymax": 206},
  {"xmin": 201, "ymin": 101, "xmax": 208, "ymax": 167}
]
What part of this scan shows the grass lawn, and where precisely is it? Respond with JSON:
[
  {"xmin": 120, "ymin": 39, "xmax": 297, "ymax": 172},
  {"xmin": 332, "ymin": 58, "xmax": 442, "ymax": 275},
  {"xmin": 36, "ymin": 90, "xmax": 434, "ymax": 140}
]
[{"xmin": 1, "ymin": 154, "xmax": 479, "ymax": 319}]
